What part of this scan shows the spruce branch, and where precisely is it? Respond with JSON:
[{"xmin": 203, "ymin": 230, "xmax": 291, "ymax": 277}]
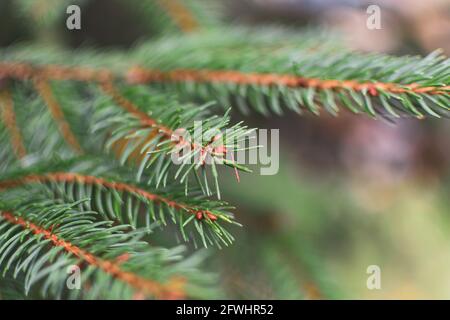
[
  {"xmin": 0, "ymin": 81, "xmax": 85, "ymax": 174},
  {"xmin": 0, "ymin": 197, "xmax": 215, "ymax": 299},
  {"xmin": 0, "ymin": 166, "xmax": 240, "ymax": 248},
  {"xmin": 1, "ymin": 27, "xmax": 447, "ymax": 119},
  {"xmin": 0, "ymin": 62, "xmax": 254, "ymax": 197},
  {"xmin": 125, "ymin": 65, "xmax": 449, "ymax": 118},
  {"xmin": 0, "ymin": 210, "xmax": 183, "ymax": 299},
  {"xmin": 126, "ymin": 67, "xmax": 449, "ymax": 97},
  {"xmin": 127, "ymin": 35, "xmax": 450, "ymax": 118}
]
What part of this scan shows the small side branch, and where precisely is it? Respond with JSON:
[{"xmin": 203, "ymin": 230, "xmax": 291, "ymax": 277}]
[
  {"xmin": 0, "ymin": 172, "xmax": 218, "ymax": 220},
  {"xmin": 1, "ymin": 62, "xmax": 447, "ymax": 99},
  {"xmin": 126, "ymin": 67, "xmax": 450, "ymax": 96},
  {"xmin": 0, "ymin": 89, "xmax": 27, "ymax": 159}
]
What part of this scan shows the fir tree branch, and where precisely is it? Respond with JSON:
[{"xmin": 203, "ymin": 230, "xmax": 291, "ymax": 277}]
[
  {"xmin": 0, "ymin": 62, "xmax": 112, "ymax": 83},
  {"xmin": 0, "ymin": 160, "xmax": 240, "ymax": 248},
  {"xmin": 0, "ymin": 210, "xmax": 184, "ymax": 299},
  {"xmin": 128, "ymin": 0, "xmax": 222, "ymax": 36},
  {"xmin": 0, "ymin": 196, "xmax": 217, "ymax": 299},
  {"xmin": 99, "ymin": 80, "xmax": 167, "ymax": 128},
  {"xmin": 87, "ymin": 79, "xmax": 256, "ymax": 198},
  {"xmin": 0, "ymin": 172, "xmax": 220, "ymax": 221},
  {"xmin": 126, "ymin": 31, "xmax": 449, "ymax": 118},
  {"xmin": 1, "ymin": 36, "xmax": 448, "ymax": 119},
  {"xmin": 2, "ymin": 61, "xmax": 447, "ymax": 97},
  {"xmin": 126, "ymin": 67, "xmax": 450, "ymax": 96}
]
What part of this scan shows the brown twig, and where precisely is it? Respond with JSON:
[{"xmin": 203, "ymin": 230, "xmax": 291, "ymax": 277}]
[
  {"xmin": 126, "ymin": 67, "xmax": 450, "ymax": 97},
  {"xmin": 0, "ymin": 172, "xmax": 218, "ymax": 220}
]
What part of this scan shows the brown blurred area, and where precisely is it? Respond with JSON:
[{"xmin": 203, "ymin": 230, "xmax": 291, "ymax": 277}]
[{"xmin": 228, "ymin": 0, "xmax": 450, "ymax": 54}]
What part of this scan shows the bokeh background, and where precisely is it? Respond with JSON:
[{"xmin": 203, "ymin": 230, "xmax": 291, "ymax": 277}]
[{"xmin": 1, "ymin": 0, "xmax": 449, "ymax": 299}]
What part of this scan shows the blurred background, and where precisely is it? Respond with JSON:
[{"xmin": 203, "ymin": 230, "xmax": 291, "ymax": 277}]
[{"xmin": 1, "ymin": 0, "xmax": 450, "ymax": 299}]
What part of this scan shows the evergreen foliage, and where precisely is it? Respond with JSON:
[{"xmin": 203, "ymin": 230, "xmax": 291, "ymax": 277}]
[{"xmin": 0, "ymin": 0, "xmax": 448, "ymax": 299}]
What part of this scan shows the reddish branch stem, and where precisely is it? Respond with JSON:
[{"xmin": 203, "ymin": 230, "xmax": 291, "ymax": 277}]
[
  {"xmin": 98, "ymin": 81, "xmax": 226, "ymax": 171},
  {"xmin": 0, "ymin": 172, "xmax": 218, "ymax": 221},
  {"xmin": 126, "ymin": 67, "xmax": 450, "ymax": 96},
  {"xmin": 99, "ymin": 80, "xmax": 173, "ymax": 136},
  {"xmin": 0, "ymin": 210, "xmax": 185, "ymax": 299},
  {"xmin": 0, "ymin": 62, "xmax": 448, "ymax": 97},
  {"xmin": 0, "ymin": 63, "xmax": 232, "ymax": 192}
]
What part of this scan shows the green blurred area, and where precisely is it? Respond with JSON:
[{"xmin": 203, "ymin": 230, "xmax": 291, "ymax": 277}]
[{"xmin": 220, "ymin": 155, "xmax": 450, "ymax": 299}]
